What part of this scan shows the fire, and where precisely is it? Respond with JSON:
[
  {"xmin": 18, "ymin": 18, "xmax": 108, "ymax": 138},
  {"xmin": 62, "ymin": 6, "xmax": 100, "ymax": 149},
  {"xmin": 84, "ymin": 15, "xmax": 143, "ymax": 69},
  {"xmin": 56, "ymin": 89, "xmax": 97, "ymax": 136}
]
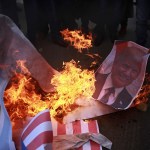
[
  {"xmin": 16, "ymin": 60, "xmax": 30, "ymax": 75},
  {"xmin": 60, "ymin": 29, "xmax": 93, "ymax": 52},
  {"xmin": 50, "ymin": 60, "xmax": 95, "ymax": 120},
  {"xmin": 134, "ymin": 73, "xmax": 150, "ymax": 105},
  {"xmin": 4, "ymin": 60, "xmax": 51, "ymax": 121},
  {"xmin": 5, "ymin": 59, "xmax": 149, "ymax": 124},
  {"xmin": 4, "ymin": 60, "xmax": 96, "ymax": 123}
]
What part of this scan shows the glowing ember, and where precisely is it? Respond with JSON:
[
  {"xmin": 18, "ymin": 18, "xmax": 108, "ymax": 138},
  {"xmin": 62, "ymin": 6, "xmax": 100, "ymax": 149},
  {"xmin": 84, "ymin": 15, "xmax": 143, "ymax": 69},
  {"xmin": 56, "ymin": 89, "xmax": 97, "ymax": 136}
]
[
  {"xmin": 85, "ymin": 53, "xmax": 102, "ymax": 69},
  {"xmin": 60, "ymin": 29, "xmax": 93, "ymax": 52},
  {"xmin": 134, "ymin": 73, "xmax": 150, "ymax": 105}
]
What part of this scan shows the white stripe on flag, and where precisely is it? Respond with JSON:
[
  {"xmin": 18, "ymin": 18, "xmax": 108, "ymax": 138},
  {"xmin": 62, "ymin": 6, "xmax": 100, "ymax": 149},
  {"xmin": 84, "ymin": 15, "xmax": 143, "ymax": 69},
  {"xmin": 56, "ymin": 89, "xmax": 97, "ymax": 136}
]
[
  {"xmin": 22, "ymin": 109, "xmax": 50, "ymax": 135},
  {"xmin": 52, "ymin": 117, "xmax": 58, "ymax": 136},
  {"xmin": 66, "ymin": 122, "xmax": 73, "ymax": 135},
  {"xmin": 81, "ymin": 120, "xmax": 91, "ymax": 150},
  {"xmin": 36, "ymin": 143, "xmax": 52, "ymax": 150},
  {"xmin": 36, "ymin": 144, "xmax": 47, "ymax": 150},
  {"xmin": 23, "ymin": 121, "xmax": 52, "ymax": 146}
]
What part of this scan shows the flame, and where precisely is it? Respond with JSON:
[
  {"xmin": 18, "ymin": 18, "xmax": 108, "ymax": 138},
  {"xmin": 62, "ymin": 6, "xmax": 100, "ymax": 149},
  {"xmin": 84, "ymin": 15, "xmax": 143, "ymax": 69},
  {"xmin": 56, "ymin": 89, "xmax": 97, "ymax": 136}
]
[
  {"xmin": 60, "ymin": 29, "xmax": 93, "ymax": 52},
  {"xmin": 134, "ymin": 73, "xmax": 150, "ymax": 105},
  {"xmin": 50, "ymin": 60, "xmax": 95, "ymax": 119},
  {"xmin": 4, "ymin": 61, "xmax": 50, "ymax": 121},
  {"xmin": 16, "ymin": 60, "xmax": 30, "ymax": 75},
  {"xmin": 3, "ymin": 59, "xmax": 150, "ymax": 124},
  {"xmin": 4, "ymin": 60, "xmax": 96, "ymax": 123}
]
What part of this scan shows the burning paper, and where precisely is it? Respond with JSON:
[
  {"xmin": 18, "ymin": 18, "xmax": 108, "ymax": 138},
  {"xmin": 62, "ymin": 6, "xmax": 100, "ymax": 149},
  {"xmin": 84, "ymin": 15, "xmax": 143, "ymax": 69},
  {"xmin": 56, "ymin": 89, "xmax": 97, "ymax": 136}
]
[
  {"xmin": 0, "ymin": 14, "xmax": 57, "ymax": 149},
  {"xmin": 60, "ymin": 29, "xmax": 92, "ymax": 52},
  {"xmin": 133, "ymin": 73, "xmax": 150, "ymax": 106},
  {"xmin": 52, "ymin": 119, "xmax": 112, "ymax": 150},
  {"xmin": 50, "ymin": 60, "xmax": 95, "ymax": 121},
  {"xmin": 63, "ymin": 41, "xmax": 150, "ymax": 123},
  {"xmin": 0, "ymin": 14, "xmax": 57, "ymax": 93},
  {"xmin": 4, "ymin": 59, "xmax": 96, "ymax": 124},
  {"xmin": 93, "ymin": 41, "xmax": 149, "ymax": 109}
]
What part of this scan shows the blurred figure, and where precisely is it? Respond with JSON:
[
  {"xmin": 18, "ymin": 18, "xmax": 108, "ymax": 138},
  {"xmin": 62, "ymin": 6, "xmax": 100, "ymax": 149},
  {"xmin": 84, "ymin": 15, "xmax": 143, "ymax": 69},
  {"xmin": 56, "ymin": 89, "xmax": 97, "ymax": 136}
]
[
  {"xmin": 136, "ymin": 0, "xmax": 150, "ymax": 47},
  {"xmin": 118, "ymin": 0, "xmax": 134, "ymax": 37},
  {"xmin": 23, "ymin": 0, "xmax": 67, "ymax": 47},
  {"xmin": 57, "ymin": 0, "xmax": 79, "ymax": 30},
  {"xmin": 73, "ymin": 0, "xmax": 123, "ymax": 46},
  {"xmin": 0, "ymin": 0, "xmax": 20, "ymax": 27},
  {"xmin": 92, "ymin": 0, "xmax": 124, "ymax": 46},
  {"xmin": 78, "ymin": 0, "xmax": 99, "ymax": 34}
]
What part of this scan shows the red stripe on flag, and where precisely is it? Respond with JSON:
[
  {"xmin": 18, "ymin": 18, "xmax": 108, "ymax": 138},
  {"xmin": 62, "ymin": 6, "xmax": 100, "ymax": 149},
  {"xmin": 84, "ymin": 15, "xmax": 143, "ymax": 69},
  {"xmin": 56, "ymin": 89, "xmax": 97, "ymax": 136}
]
[
  {"xmin": 88, "ymin": 120, "xmax": 100, "ymax": 150},
  {"xmin": 73, "ymin": 121, "xmax": 82, "ymax": 150},
  {"xmin": 26, "ymin": 131, "xmax": 53, "ymax": 150},
  {"xmin": 72, "ymin": 121, "xmax": 81, "ymax": 134},
  {"xmin": 88, "ymin": 120, "xmax": 98, "ymax": 133},
  {"xmin": 22, "ymin": 111, "xmax": 50, "ymax": 140},
  {"xmin": 57, "ymin": 122, "xmax": 66, "ymax": 135}
]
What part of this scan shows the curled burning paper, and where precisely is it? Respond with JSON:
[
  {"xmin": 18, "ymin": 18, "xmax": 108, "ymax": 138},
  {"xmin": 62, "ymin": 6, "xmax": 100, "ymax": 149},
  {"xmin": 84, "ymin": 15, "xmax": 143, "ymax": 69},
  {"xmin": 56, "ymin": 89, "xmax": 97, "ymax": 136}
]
[
  {"xmin": 63, "ymin": 41, "xmax": 150, "ymax": 123},
  {"xmin": 53, "ymin": 133, "xmax": 112, "ymax": 150},
  {"xmin": 0, "ymin": 14, "xmax": 57, "ymax": 92}
]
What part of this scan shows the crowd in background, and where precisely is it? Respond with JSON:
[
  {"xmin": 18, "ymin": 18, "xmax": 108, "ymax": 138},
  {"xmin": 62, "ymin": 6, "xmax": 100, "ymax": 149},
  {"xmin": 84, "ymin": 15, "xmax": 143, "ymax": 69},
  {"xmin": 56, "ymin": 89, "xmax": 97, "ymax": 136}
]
[{"xmin": 0, "ymin": 0, "xmax": 150, "ymax": 48}]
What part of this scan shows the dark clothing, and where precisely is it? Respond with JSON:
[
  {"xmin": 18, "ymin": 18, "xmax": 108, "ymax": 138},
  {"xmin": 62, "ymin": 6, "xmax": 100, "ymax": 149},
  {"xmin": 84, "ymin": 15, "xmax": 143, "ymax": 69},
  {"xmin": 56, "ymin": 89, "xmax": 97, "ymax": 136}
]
[
  {"xmin": 77, "ymin": 0, "xmax": 100, "ymax": 33},
  {"xmin": 93, "ymin": 0, "xmax": 124, "ymax": 42},
  {"xmin": 111, "ymin": 88, "xmax": 132, "ymax": 109},
  {"xmin": 57, "ymin": 0, "xmax": 79, "ymax": 30},
  {"xmin": 120, "ymin": 0, "xmax": 134, "ymax": 28},
  {"xmin": 23, "ymin": 0, "xmax": 40, "ymax": 42},
  {"xmin": 93, "ymin": 73, "xmax": 132, "ymax": 109},
  {"xmin": 136, "ymin": 0, "xmax": 150, "ymax": 46},
  {"xmin": 23, "ymin": 0, "xmax": 62, "ymax": 44},
  {"xmin": 0, "ymin": 0, "xmax": 19, "ymax": 27}
]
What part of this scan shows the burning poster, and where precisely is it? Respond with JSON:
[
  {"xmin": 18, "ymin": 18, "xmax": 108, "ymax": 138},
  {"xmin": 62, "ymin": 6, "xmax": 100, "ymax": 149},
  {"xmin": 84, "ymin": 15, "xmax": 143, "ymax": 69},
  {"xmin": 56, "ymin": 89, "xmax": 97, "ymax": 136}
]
[
  {"xmin": 93, "ymin": 41, "xmax": 149, "ymax": 109},
  {"xmin": 63, "ymin": 41, "xmax": 150, "ymax": 123}
]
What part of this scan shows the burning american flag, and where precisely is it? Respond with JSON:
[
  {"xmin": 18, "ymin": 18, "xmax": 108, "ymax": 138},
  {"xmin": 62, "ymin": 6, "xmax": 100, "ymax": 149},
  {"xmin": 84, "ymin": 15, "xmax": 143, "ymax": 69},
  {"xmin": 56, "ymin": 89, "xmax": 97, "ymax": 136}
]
[{"xmin": 21, "ymin": 109, "xmax": 53, "ymax": 150}]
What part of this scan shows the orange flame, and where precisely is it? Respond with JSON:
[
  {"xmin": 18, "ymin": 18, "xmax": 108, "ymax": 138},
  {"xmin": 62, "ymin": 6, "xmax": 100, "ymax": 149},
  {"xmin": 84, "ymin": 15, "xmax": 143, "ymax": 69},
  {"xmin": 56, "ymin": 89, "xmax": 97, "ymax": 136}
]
[
  {"xmin": 134, "ymin": 73, "xmax": 150, "ymax": 105},
  {"xmin": 4, "ymin": 60, "xmax": 50, "ymax": 121},
  {"xmin": 16, "ymin": 60, "xmax": 30, "ymax": 75},
  {"xmin": 5, "ymin": 59, "xmax": 149, "ymax": 123},
  {"xmin": 4, "ymin": 60, "xmax": 96, "ymax": 122},
  {"xmin": 60, "ymin": 29, "xmax": 93, "ymax": 52},
  {"xmin": 50, "ymin": 60, "xmax": 95, "ymax": 119}
]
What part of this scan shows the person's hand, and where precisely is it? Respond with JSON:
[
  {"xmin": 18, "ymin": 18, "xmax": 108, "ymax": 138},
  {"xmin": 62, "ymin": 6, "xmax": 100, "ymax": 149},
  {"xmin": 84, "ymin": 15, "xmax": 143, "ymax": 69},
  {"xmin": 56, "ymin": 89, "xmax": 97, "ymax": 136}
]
[{"xmin": 63, "ymin": 97, "xmax": 116, "ymax": 124}]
